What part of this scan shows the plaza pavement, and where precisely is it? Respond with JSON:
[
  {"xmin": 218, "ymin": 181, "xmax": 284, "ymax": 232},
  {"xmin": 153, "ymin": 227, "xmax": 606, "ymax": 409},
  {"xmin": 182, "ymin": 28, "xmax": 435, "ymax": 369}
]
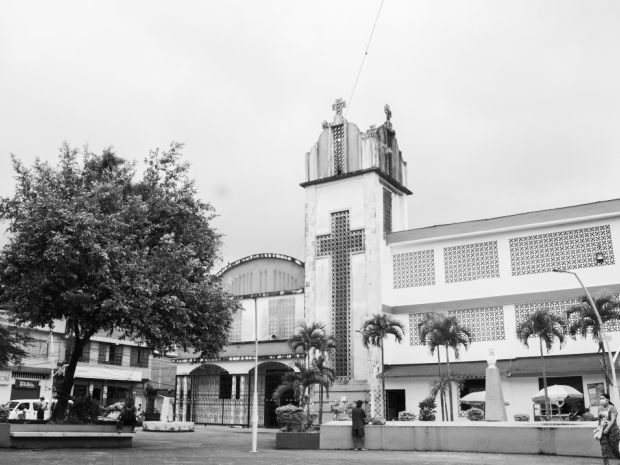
[{"xmin": 0, "ymin": 425, "xmax": 607, "ymax": 464}]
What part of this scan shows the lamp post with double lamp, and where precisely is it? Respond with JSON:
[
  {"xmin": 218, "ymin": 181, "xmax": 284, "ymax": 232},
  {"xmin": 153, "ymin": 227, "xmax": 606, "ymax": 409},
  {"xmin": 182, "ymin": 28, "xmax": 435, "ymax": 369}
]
[
  {"xmin": 251, "ymin": 296, "xmax": 259, "ymax": 453},
  {"xmin": 552, "ymin": 268, "xmax": 620, "ymax": 407}
]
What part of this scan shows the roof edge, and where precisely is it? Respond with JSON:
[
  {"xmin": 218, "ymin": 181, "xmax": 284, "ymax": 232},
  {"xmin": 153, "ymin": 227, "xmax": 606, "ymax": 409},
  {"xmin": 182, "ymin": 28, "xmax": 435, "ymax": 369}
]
[{"xmin": 216, "ymin": 253, "xmax": 304, "ymax": 277}]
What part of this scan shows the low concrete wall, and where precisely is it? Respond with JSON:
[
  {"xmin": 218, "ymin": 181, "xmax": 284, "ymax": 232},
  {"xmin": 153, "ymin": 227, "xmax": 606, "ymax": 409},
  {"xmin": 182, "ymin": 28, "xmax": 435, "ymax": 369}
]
[
  {"xmin": 320, "ymin": 421, "xmax": 601, "ymax": 458},
  {"xmin": 1, "ymin": 424, "xmax": 133, "ymax": 449},
  {"xmin": 276, "ymin": 432, "xmax": 320, "ymax": 449}
]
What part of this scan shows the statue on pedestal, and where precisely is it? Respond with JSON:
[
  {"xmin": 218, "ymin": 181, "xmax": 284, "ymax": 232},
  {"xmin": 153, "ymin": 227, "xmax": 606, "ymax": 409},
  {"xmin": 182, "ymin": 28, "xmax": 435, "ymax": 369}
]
[{"xmin": 484, "ymin": 348, "xmax": 507, "ymax": 421}]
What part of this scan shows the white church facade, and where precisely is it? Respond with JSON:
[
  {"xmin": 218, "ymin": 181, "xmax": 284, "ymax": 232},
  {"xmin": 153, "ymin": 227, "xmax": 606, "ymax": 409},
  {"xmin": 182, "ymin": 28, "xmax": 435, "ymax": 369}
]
[{"xmin": 174, "ymin": 100, "xmax": 620, "ymax": 424}]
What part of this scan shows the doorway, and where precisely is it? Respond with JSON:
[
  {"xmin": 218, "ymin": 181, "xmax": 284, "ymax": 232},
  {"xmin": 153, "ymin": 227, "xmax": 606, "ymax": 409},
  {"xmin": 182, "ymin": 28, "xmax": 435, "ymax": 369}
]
[
  {"xmin": 264, "ymin": 372, "xmax": 296, "ymax": 428},
  {"xmin": 385, "ymin": 389, "xmax": 406, "ymax": 421}
]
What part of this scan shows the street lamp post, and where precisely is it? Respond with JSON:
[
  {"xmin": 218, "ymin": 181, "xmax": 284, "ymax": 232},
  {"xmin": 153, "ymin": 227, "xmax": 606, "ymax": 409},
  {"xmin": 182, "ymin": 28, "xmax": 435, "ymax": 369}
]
[
  {"xmin": 553, "ymin": 268, "xmax": 620, "ymax": 406},
  {"xmin": 251, "ymin": 297, "xmax": 259, "ymax": 453}
]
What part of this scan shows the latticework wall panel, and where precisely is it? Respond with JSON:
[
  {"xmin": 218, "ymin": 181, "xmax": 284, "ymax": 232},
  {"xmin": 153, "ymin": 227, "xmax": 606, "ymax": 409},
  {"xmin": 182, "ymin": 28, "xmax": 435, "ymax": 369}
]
[
  {"xmin": 393, "ymin": 250, "xmax": 435, "ymax": 288},
  {"xmin": 509, "ymin": 225, "xmax": 615, "ymax": 276},
  {"xmin": 268, "ymin": 298, "xmax": 296, "ymax": 339},
  {"xmin": 444, "ymin": 241, "xmax": 500, "ymax": 283}
]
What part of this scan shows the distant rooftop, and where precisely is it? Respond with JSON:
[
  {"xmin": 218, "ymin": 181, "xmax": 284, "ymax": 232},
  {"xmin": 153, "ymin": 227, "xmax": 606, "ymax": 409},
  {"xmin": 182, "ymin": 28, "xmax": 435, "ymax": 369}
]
[{"xmin": 387, "ymin": 198, "xmax": 620, "ymax": 245}]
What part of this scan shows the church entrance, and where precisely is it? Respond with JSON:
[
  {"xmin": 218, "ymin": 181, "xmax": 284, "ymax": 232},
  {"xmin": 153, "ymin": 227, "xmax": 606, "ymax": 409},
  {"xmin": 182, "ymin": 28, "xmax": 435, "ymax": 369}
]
[{"xmin": 250, "ymin": 363, "xmax": 296, "ymax": 428}]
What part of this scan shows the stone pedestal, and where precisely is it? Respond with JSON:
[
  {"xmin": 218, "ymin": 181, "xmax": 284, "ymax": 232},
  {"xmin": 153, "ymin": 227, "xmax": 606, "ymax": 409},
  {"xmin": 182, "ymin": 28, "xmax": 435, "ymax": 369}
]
[{"xmin": 484, "ymin": 351, "xmax": 507, "ymax": 421}]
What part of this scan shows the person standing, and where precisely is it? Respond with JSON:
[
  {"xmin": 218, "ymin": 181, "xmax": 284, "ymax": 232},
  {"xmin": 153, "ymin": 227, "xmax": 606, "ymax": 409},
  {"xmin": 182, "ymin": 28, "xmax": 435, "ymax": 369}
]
[
  {"xmin": 598, "ymin": 393, "xmax": 620, "ymax": 464},
  {"xmin": 37, "ymin": 397, "xmax": 47, "ymax": 421},
  {"xmin": 351, "ymin": 400, "xmax": 367, "ymax": 451}
]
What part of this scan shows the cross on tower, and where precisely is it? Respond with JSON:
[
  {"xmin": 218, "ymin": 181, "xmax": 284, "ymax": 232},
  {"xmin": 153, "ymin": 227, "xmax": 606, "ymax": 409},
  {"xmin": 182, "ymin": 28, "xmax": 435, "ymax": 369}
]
[
  {"xmin": 332, "ymin": 98, "xmax": 347, "ymax": 117},
  {"xmin": 316, "ymin": 210, "xmax": 365, "ymax": 382}
]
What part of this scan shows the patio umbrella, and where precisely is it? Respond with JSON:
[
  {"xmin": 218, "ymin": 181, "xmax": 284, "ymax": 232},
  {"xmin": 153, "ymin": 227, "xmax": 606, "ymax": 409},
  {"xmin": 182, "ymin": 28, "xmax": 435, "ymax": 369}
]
[
  {"xmin": 459, "ymin": 391, "xmax": 486, "ymax": 404},
  {"xmin": 532, "ymin": 385, "xmax": 584, "ymax": 405}
]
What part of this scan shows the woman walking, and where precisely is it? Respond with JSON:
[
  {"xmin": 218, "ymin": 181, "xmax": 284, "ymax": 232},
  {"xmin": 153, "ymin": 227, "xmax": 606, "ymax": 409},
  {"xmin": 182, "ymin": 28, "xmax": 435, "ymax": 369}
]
[{"xmin": 598, "ymin": 393, "xmax": 620, "ymax": 464}]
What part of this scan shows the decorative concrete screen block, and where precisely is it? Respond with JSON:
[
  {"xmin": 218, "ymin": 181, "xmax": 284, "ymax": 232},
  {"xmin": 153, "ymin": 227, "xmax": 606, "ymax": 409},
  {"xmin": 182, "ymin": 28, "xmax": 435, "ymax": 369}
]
[
  {"xmin": 383, "ymin": 188, "xmax": 392, "ymax": 237},
  {"xmin": 229, "ymin": 311, "xmax": 242, "ymax": 342},
  {"xmin": 443, "ymin": 241, "xmax": 500, "ymax": 284},
  {"xmin": 509, "ymin": 225, "xmax": 615, "ymax": 276},
  {"xmin": 268, "ymin": 298, "xmax": 296, "ymax": 339},
  {"xmin": 393, "ymin": 250, "xmax": 435, "ymax": 289},
  {"xmin": 515, "ymin": 297, "xmax": 620, "ymax": 334},
  {"xmin": 409, "ymin": 307, "xmax": 505, "ymax": 346},
  {"xmin": 333, "ymin": 124, "xmax": 345, "ymax": 174},
  {"xmin": 316, "ymin": 210, "xmax": 365, "ymax": 382}
]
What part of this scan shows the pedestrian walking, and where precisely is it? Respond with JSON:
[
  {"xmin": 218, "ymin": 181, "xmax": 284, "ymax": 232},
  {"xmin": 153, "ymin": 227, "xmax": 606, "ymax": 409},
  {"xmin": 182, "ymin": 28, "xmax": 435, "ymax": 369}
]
[
  {"xmin": 37, "ymin": 397, "xmax": 47, "ymax": 420},
  {"xmin": 596, "ymin": 393, "xmax": 620, "ymax": 464},
  {"xmin": 351, "ymin": 400, "xmax": 367, "ymax": 451}
]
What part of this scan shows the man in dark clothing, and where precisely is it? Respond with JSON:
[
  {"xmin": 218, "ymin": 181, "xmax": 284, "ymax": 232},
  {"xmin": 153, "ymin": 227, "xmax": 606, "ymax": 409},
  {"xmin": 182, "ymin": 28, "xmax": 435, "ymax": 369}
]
[{"xmin": 351, "ymin": 400, "xmax": 367, "ymax": 451}]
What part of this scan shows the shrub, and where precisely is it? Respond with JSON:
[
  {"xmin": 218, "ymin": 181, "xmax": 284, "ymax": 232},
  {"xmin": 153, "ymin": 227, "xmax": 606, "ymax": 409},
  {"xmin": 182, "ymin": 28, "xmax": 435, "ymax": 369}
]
[
  {"xmin": 275, "ymin": 404, "xmax": 306, "ymax": 432},
  {"xmin": 578, "ymin": 412, "xmax": 596, "ymax": 422},
  {"xmin": 418, "ymin": 397, "xmax": 436, "ymax": 421},
  {"xmin": 398, "ymin": 411, "xmax": 416, "ymax": 421},
  {"xmin": 370, "ymin": 416, "xmax": 386, "ymax": 425},
  {"xmin": 0, "ymin": 406, "xmax": 9, "ymax": 423},
  {"xmin": 64, "ymin": 396, "xmax": 102, "ymax": 425},
  {"xmin": 466, "ymin": 408, "xmax": 484, "ymax": 421},
  {"xmin": 514, "ymin": 413, "xmax": 530, "ymax": 422},
  {"xmin": 329, "ymin": 400, "xmax": 352, "ymax": 421}
]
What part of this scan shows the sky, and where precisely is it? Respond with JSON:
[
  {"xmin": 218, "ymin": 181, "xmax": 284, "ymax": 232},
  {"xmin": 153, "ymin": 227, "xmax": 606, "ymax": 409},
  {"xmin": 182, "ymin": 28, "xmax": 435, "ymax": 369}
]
[{"xmin": 1, "ymin": 1, "xmax": 619, "ymax": 270}]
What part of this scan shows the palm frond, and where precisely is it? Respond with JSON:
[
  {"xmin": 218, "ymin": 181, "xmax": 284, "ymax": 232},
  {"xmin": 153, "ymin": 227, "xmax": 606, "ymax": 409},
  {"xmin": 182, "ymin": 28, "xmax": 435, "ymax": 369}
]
[
  {"xmin": 516, "ymin": 308, "xmax": 567, "ymax": 352},
  {"xmin": 359, "ymin": 313, "xmax": 405, "ymax": 349}
]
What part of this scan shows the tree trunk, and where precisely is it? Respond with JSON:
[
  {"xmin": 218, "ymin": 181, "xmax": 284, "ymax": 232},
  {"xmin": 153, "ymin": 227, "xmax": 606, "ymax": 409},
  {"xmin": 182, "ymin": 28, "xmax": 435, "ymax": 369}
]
[
  {"xmin": 52, "ymin": 334, "xmax": 86, "ymax": 421},
  {"xmin": 539, "ymin": 338, "xmax": 551, "ymax": 421},
  {"xmin": 319, "ymin": 384, "xmax": 323, "ymax": 425},
  {"xmin": 381, "ymin": 338, "xmax": 386, "ymax": 419},
  {"xmin": 437, "ymin": 351, "xmax": 446, "ymax": 422},
  {"xmin": 600, "ymin": 339, "xmax": 611, "ymax": 394},
  {"xmin": 445, "ymin": 346, "xmax": 454, "ymax": 421}
]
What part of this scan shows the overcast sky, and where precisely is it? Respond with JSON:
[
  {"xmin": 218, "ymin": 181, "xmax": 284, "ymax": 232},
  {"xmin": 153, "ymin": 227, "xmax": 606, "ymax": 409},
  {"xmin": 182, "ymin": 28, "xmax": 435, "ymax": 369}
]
[{"xmin": 1, "ymin": 1, "xmax": 619, "ymax": 269}]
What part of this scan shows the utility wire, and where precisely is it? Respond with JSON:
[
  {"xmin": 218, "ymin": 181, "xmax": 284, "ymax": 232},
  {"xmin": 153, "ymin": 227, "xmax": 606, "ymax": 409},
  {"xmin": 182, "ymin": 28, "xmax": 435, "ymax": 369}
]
[{"xmin": 345, "ymin": 0, "xmax": 385, "ymax": 117}]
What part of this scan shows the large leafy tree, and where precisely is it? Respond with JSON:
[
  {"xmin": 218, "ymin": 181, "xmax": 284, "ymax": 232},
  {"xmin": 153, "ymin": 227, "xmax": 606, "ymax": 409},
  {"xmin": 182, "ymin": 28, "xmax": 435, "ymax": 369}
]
[
  {"xmin": 516, "ymin": 308, "xmax": 567, "ymax": 420},
  {"xmin": 360, "ymin": 313, "xmax": 405, "ymax": 418},
  {"xmin": 567, "ymin": 290, "xmax": 620, "ymax": 392},
  {"xmin": 0, "ymin": 142, "xmax": 240, "ymax": 419},
  {"xmin": 419, "ymin": 313, "xmax": 472, "ymax": 421},
  {"xmin": 0, "ymin": 320, "xmax": 33, "ymax": 367}
]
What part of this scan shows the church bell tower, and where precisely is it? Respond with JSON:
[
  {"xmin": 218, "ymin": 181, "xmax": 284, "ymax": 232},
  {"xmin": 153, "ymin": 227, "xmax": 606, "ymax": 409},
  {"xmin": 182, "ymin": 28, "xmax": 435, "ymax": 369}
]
[{"xmin": 301, "ymin": 99, "xmax": 411, "ymax": 393}]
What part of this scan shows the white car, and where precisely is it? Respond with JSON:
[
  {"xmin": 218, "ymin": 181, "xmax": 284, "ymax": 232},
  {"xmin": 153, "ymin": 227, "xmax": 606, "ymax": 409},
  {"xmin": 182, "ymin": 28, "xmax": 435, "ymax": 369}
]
[{"xmin": 3, "ymin": 399, "xmax": 50, "ymax": 421}]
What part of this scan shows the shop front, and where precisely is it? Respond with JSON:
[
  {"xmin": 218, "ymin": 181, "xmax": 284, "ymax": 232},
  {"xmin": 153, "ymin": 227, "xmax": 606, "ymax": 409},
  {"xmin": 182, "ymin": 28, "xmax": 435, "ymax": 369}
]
[{"xmin": 55, "ymin": 365, "xmax": 143, "ymax": 405}]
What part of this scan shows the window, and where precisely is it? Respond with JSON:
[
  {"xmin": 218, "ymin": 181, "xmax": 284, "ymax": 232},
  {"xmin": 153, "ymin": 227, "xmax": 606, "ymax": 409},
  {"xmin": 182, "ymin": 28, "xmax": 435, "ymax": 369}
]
[
  {"xmin": 130, "ymin": 347, "xmax": 149, "ymax": 368},
  {"xmin": 73, "ymin": 385, "xmax": 88, "ymax": 398},
  {"xmin": 219, "ymin": 375, "xmax": 232, "ymax": 400},
  {"xmin": 98, "ymin": 343, "xmax": 123, "ymax": 366},
  {"xmin": 235, "ymin": 376, "xmax": 241, "ymax": 400}
]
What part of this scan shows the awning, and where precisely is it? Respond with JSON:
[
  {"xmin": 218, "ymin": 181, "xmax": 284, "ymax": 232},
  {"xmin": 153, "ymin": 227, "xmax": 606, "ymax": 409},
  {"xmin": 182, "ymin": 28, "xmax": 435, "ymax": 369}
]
[
  {"xmin": 56, "ymin": 366, "xmax": 142, "ymax": 382},
  {"xmin": 384, "ymin": 353, "xmax": 608, "ymax": 379}
]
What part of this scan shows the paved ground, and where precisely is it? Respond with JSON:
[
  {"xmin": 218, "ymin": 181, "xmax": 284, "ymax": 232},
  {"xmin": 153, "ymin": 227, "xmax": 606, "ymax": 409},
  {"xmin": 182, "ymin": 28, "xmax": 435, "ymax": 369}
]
[{"xmin": 0, "ymin": 425, "xmax": 610, "ymax": 464}]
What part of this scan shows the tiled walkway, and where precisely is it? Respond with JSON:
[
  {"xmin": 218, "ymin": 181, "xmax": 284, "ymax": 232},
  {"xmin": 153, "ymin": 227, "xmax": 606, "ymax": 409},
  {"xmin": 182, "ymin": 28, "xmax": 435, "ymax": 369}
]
[{"xmin": 0, "ymin": 425, "xmax": 607, "ymax": 464}]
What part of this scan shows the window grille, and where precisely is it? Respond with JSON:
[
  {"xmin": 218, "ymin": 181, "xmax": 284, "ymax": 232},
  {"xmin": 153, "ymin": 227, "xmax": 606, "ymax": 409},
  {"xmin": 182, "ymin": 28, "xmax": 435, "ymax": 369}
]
[
  {"xmin": 65, "ymin": 341, "xmax": 89, "ymax": 363},
  {"xmin": 130, "ymin": 347, "xmax": 149, "ymax": 368},
  {"xmin": 268, "ymin": 298, "xmax": 295, "ymax": 339},
  {"xmin": 98, "ymin": 343, "xmax": 123, "ymax": 366}
]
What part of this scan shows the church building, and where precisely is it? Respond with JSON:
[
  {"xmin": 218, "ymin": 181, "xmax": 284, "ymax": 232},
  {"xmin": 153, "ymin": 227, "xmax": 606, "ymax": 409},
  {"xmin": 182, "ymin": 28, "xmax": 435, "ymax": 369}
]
[{"xmin": 174, "ymin": 99, "xmax": 620, "ymax": 425}]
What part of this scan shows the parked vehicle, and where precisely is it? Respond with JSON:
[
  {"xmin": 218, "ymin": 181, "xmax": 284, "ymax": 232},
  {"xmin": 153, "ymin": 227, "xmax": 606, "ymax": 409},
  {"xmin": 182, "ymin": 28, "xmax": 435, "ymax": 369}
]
[{"xmin": 2, "ymin": 399, "xmax": 50, "ymax": 421}]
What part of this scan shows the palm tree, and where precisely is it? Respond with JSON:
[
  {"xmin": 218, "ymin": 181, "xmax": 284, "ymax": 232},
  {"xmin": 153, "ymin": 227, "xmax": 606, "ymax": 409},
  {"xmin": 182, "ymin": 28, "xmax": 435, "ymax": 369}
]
[
  {"xmin": 567, "ymin": 290, "xmax": 620, "ymax": 392},
  {"xmin": 271, "ymin": 361, "xmax": 327, "ymax": 431},
  {"xmin": 516, "ymin": 308, "xmax": 567, "ymax": 420},
  {"xmin": 419, "ymin": 313, "xmax": 472, "ymax": 421},
  {"xmin": 312, "ymin": 353, "xmax": 336, "ymax": 425},
  {"xmin": 360, "ymin": 313, "xmax": 405, "ymax": 418},
  {"xmin": 288, "ymin": 321, "xmax": 329, "ymax": 368},
  {"xmin": 418, "ymin": 313, "xmax": 448, "ymax": 421}
]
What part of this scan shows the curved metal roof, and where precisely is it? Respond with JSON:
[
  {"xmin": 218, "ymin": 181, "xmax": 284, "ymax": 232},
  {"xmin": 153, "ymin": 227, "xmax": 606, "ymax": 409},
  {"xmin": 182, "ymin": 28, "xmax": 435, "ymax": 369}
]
[{"xmin": 215, "ymin": 253, "xmax": 304, "ymax": 277}]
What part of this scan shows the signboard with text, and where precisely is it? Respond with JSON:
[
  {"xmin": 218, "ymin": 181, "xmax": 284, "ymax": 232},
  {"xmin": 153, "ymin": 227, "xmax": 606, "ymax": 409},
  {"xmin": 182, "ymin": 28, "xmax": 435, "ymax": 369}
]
[
  {"xmin": 15, "ymin": 379, "xmax": 39, "ymax": 390},
  {"xmin": 0, "ymin": 371, "xmax": 10, "ymax": 385}
]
